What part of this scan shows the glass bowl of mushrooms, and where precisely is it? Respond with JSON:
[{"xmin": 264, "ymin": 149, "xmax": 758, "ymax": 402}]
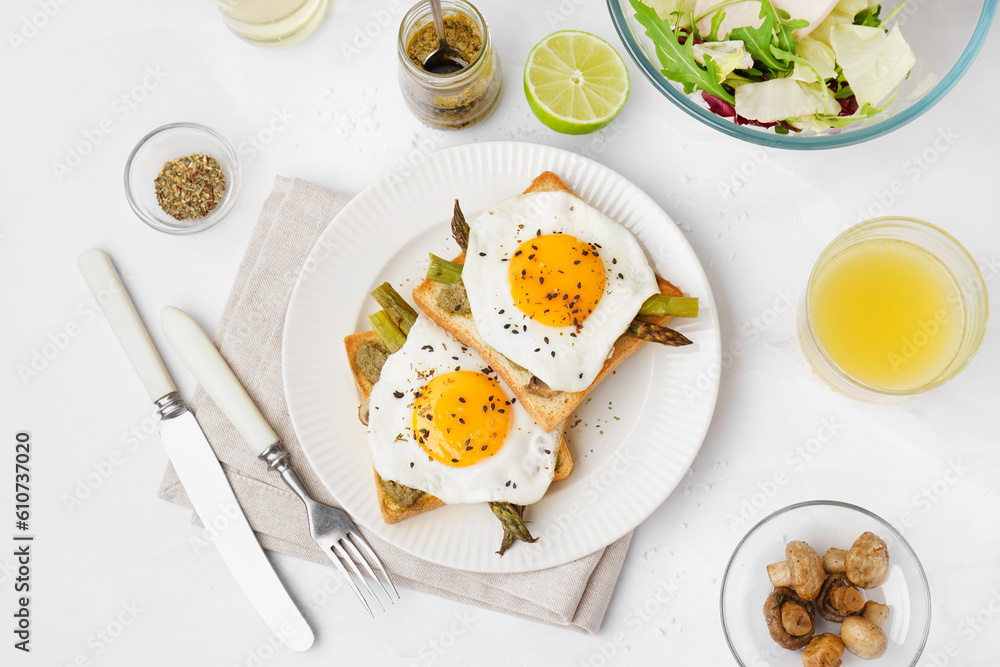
[{"xmin": 720, "ymin": 500, "xmax": 931, "ymax": 667}]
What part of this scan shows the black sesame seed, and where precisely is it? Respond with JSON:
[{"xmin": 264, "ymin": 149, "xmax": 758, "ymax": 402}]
[
  {"xmin": 451, "ymin": 458, "xmax": 458, "ymax": 463},
  {"xmin": 481, "ymin": 445, "xmax": 488, "ymax": 451},
  {"xmin": 453, "ymin": 304, "xmax": 461, "ymax": 312},
  {"xmin": 612, "ymin": 258, "xmax": 617, "ymax": 264},
  {"xmin": 482, "ymin": 405, "xmax": 487, "ymax": 413},
  {"xmin": 512, "ymin": 482, "xmax": 517, "ymax": 489},
  {"xmin": 505, "ymin": 480, "xmax": 511, "ymax": 487},
  {"xmin": 534, "ymin": 348, "xmax": 540, "ymax": 352},
  {"xmin": 393, "ymin": 391, "xmax": 404, "ymax": 398},
  {"xmin": 573, "ymin": 260, "xmax": 581, "ymax": 265},
  {"xmin": 466, "ymin": 446, "xmax": 473, "ymax": 451},
  {"xmin": 550, "ymin": 351, "xmax": 556, "ymax": 357},
  {"xmin": 503, "ymin": 323, "xmax": 511, "ymax": 329},
  {"xmin": 410, "ymin": 462, "xmax": 414, "ymax": 468},
  {"xmin": 421, "ymin": 345, "xmax": 433, "ymax": 351},
  {"xmin": 458, "ymin": 397, "xmax": 465, "ymax": 403},
  {"xmin": 498, "ymin": 309, "xmax": 505, "ymax": 314},
  {"xmin": 479, "ymin": 252, "xmax": 486, "ymax": 256},
  {"xmin": 618, "ymin": 273, "xmax": 624, "ymax": 280},
  {"xmin": 544, "ymin": 449, "xmax": 551, "ymax": 454},
  {"xmin": 459, "ymin": 418, "xmax": 465, "ymax": 424},
  {"xmin": 544, "ymin": 336, "xmax": 549, "ymax": 344}
]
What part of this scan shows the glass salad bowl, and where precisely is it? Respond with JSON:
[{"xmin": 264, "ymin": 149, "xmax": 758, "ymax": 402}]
[
  {"xmin": 608, "ymin": 0, "xmax": 998, "ymax": 149},
  {"xmin": 720, "ymin": 501, "xmax": 931, "ymax": 666}
]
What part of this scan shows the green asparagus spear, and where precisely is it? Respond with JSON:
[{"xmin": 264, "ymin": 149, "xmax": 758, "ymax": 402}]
[
  {"xmin": 626, "ymin": 321, "xmax": 693, "ymax": 346},
  {"xmin": 490, "ymin": 502, "xmax": 537, "ymax": 556},
  {"xmin": 451, "ymin": 200, "xmax": 469, "ymax": 251},
  {"xmin": 371, "ymin": 282, "xmax": 418, "ymax": 336},
  {"xmin": 369, "ymin": 309, "xmax": 407, "ymax": 352},
  {"xmin": 637, "ymin": 294, "xmax": 699, "ymax": 318},
  {"xmin": 427, "ymin": 253, "xmax": 464, "ymax": 285}
]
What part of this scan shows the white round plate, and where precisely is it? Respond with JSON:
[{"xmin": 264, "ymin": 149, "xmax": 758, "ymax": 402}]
[{"xmin": 282, "ymin": 141, "xmax": 721, "ymax": 573}]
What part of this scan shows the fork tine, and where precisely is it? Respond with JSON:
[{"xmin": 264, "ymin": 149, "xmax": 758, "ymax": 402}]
[
  {"xmin": 350, "ymin": 530, "xmax": 400, "ymax": 600},
  {"xmin": 332, "ymin": 540, "xmax": 384, "ymax": 612},
  {"xmin": 343, "ymin": 533, "xmax": 394, "ymax": 605},
  {"xmin": 326, "ymin": 546, "xmax": 374, "ymax": 618}
]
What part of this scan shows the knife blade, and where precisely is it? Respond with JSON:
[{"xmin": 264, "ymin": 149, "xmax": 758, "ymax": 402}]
[{"xmin": 77, "ymin": 248, "xmax": 314, "ymax": 651}]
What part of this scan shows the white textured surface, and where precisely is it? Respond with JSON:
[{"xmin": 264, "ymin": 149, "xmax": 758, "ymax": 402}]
[{"xmin": 2, "ymin": 1, "xmax": 998, "ymax": 665}]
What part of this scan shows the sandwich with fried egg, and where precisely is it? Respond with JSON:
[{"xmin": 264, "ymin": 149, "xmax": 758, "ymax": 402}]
[
  {"xmin": 344, "ymin": 285, "xmax": 573, "ymax": 554},
  {"xmin": 413, "ymin": 171, "xmax": 697, "ymax": 433}
]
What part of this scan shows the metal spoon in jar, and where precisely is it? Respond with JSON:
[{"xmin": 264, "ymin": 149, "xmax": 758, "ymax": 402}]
[{"xmin": 422, "ymin": 0, "xmax": 468, "ymax": 74}]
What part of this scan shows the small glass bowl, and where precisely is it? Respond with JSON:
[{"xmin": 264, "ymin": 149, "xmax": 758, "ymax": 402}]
[
  {"xmin": 721, "ymin": 500, "xmax": 931, "ymax": 667},
  {"xmin": 124, "ymin": 123, "xmax": 241, "ymax": 235},
  {"xmin": 798, "ymin": 217, "xmax": 988, "ymax": 402}
]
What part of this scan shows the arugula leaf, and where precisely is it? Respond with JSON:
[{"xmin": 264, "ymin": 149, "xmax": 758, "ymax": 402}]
[
  {"xmin": 854, "ymin": 5, "xmax": 882, "ymax": 28},
  {"xmin": 730, "ymin": 15, "xmax": 787, "ymax": 75},
  {"xmin": 770, "ymin": 44, "xmax": 822, "ymax": 85},
  {"xmin": 757, "ymin": 0, "xmax": 806, "ymax": 54},
  {"xmin": 707, "ymin": 8, "xmax": 726, "ymax": 42},
  {"xmin": 812, "ymin": 92, "xmax": 896, "ymax": 127},
  {"xmin": 631, "ymin": 0, "xmax": 735, "ymax": 103}
]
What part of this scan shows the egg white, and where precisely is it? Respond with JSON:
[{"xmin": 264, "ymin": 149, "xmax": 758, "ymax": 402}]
[
  {"xmin": 367, "ymin": 316, "xmax": 560, "ymax": 506},
  {"xmin": 462, "ymin": 190, "xmax": 659, "ymax": 392}
]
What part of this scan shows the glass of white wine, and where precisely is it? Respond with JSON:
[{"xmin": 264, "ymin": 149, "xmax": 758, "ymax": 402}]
[{"xmin": 215, "ymin": 0, "xmax": 329, "ymax": 47}]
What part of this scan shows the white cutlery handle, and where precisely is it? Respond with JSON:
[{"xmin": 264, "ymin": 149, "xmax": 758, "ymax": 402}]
[
  {"xmin": 77, "ymin": 249, "xmax": 176, "ymax": 402},
  {"xmin": 161, "ymin": 306, "xmax": 279, "ymax": 456}
]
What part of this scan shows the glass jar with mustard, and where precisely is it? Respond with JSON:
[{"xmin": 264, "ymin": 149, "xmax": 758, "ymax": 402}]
[{"xmin": 397, "ymin": 0, "xmax": 502, "ymax": 130}]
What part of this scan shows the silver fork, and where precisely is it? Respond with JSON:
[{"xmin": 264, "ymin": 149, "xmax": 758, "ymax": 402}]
[
  {"xmin": 259, "ymin": 443, "xmax": 398, "ymax": 616},
  {"xmin": 161, "ymin": 306, "xmax": 399, "ymax": 617}
]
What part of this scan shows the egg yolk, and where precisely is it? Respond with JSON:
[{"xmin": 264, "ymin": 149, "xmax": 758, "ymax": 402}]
[
  {"xmin": 411, "ymin": 371, "xmax": 512, "ymax": 467},
  {"xmin": 508, "ymin": 234, "xmax": 606, "ymax": 328}
]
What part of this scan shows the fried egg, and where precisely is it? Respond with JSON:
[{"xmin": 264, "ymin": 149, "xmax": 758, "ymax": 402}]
[
  {"xmin": 367, "ymin": 316, "xmax": 560, "ymax": 505},
  {"xmin": 462, "ymin": 190, "xmax": 659, "ymax": 392}
]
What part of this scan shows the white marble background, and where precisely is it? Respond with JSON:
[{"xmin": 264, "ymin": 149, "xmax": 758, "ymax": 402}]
[{"xmin": 2, "ymin": 1, "xmax": 998, "ymax": 665}]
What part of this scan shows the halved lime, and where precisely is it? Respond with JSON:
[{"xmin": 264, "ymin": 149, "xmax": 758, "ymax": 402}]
[{"xmin": 524, "ymin": 31, "xmax": 630, "ymax": 135}]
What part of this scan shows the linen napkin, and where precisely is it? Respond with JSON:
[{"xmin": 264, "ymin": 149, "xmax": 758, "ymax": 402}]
[{"xmin": 157, "ymin": 176, "xmax": 633, "ymax": 634}]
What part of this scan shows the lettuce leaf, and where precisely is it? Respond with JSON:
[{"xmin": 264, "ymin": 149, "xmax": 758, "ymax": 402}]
[
  {"xmin": 691, "ymin": 40, "xmax": 755, "ymax": 80},
  {"xmin": 735, "ymin": 78, "xmax": 841, "ymax": 122},
  {"xmin": 810, "ymin": 0, "xmax": 868, "ymax": 45},
  {"xmin": 829, "ymin": 24, "xmax": 915, "ymax": 107},
  {"xmin": 790, "ymin": 37, "xmax": 837, "ymax": 83},
  {"xmin": 645, "ymin": 0, "xmax": 697, "ymax": 21}
]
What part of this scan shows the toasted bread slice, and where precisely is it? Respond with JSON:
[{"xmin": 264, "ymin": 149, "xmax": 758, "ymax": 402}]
[
  {"xmin": 412, "ymin": 171, "xmax": 683, "ymax": 433},
  {"xmin": 344, "ymin": 329, "xmax": 573, "ymax": 525}
]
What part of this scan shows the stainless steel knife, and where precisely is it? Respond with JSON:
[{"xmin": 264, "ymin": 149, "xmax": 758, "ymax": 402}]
[{"xmin": 78, "ymin": 249, "xmax": 314, "ymax": 651}]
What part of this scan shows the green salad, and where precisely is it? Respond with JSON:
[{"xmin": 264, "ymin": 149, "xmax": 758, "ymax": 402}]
[{"xmin": 631, "ymin": 0, "xmax": 916, "ymax": 133}]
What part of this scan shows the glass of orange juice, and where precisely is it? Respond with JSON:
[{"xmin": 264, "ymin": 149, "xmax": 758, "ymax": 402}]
[{"xmin": 798, "ymin": 217, "xmax": 988, "ymax": 402}]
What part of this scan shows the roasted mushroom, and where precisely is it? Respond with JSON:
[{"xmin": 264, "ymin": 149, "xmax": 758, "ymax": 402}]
[
  {"xmin": 764, "ymin": 587, "xmax": 816, "ymax": 650},
  {"xmin": 767, "ymin": 541, "xmax": 825, "ymax": 601},
  {"xmin": 841, "ymin": 600, "xmax": 890, "ymax": 659},
  {"xmin": 816, "ymin": 573, "xmax": 866, "ymax": 622},
  {"xmin": 802, "ymin": 633, "xmax": 846, "ymax": 667},
  {"xmin": 823, "ymin": 532, "xmax": 889, "ymax": 589}
]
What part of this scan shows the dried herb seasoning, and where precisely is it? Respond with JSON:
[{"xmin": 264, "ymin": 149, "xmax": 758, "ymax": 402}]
[
  {"xmin": 406, "ymin": 15, "xmax": 482, "ymax": 70},
  {"xmin": 154, "ymin": 153, "xmax": 226, "ymax": 221}
]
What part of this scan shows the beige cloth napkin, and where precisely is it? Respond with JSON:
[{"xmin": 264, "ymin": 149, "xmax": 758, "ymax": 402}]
[{"xmin": 157, "ymin": 176, "xmax": 633, "ymax": 634}]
